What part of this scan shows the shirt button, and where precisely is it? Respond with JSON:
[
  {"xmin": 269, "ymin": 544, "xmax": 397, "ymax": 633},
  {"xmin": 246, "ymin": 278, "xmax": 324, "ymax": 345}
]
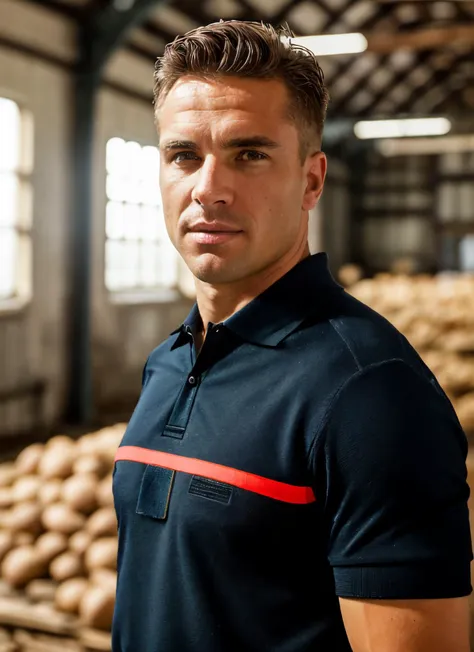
[{"xmin": 188, "ymin": 376, "xmax": 196, "ymax": 386}]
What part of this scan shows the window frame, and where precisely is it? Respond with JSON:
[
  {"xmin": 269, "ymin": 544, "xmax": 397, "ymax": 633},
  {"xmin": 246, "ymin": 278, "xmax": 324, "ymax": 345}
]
[
  {"xmin": 103, "ymin": 136, "xmax": 183, "ymax": 302},
  {"xmin": 0, "ymin": 95, "xmax": 34, "ymax": 315}
]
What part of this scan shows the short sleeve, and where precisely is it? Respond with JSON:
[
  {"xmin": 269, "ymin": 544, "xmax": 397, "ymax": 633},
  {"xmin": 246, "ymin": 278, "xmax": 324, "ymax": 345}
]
[{"xmin": 313, "ymin": 359, "xmax": 472, "ymax": 600}]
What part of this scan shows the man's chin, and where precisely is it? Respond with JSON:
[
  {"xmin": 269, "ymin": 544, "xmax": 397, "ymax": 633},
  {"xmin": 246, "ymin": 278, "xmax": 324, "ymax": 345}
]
[{"xmin": 187, "ymin": 253, "xmax": 245, "ymax": 285}]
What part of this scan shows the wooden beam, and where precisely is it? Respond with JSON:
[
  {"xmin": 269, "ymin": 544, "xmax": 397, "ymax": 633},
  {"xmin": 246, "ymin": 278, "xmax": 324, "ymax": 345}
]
[
  {"xmin": 319, "ymin": 0, "xmax": 360, "ymax": 34},
  {"xmin": 361, "ymin": 50, "xmax": 433, "ymax": 117},
  {"xmin": 330, "ymin": 53, "xmax": 391, "ymax": 116},
  {"xmin": 394, "ymin": 51, "xmax": 473, "ymax": 114},
  {"xmin": 325, "ymin": 4, "xmax": 393, "ymax": 116},
  {"xmin": 366, "ymin": 24, "xmax": 474, "ymax": 54}
]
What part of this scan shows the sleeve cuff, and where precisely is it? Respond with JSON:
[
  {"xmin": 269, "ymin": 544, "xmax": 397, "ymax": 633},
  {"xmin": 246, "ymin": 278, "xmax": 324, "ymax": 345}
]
[{"xmin": 334, "ymin": 562, "xmax": 472, "ymax": 600}]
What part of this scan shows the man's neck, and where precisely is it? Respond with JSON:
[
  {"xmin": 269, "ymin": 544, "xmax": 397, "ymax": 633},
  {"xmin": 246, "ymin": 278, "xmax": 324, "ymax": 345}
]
[{"xmin": 195, "ymin": 243, "xmax": 311, "ymax": 341}]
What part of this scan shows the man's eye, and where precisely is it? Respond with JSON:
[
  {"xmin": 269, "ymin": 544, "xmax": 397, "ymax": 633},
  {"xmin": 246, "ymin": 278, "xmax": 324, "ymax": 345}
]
[
  {"xmin": 171, "ymin": 152, "xmax": 199, "ymax": 163},
  {"xmin": 237, "ymin": 150, "xmax": 267, "ymax": 162}
]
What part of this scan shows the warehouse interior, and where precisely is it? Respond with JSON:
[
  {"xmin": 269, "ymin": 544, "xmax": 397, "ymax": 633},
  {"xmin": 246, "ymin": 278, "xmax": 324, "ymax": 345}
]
[{"xmin": 0, "ymin": 0, "xmax": 474, "ymax": 648}]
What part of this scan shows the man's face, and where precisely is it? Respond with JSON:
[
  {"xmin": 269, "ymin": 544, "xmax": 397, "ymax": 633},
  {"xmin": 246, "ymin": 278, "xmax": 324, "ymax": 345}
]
[{"xmin": 158, "ymin": 75, "xmax": 326, "ymax": 285}]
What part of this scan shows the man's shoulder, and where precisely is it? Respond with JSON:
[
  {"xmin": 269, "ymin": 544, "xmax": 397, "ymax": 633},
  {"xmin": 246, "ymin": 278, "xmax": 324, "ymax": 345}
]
[{"xmin": 323, "ymin": 290, "xmax": 420, "ymax": 372}]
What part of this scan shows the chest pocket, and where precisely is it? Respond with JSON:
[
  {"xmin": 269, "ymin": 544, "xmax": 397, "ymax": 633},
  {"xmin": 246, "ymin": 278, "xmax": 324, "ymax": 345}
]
[{"xmin": 136, "ymin": 465, "xmax": 175, "ymax": 520}]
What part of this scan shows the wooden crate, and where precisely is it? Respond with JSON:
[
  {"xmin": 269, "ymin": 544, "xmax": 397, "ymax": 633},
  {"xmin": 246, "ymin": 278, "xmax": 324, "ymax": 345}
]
[{"xmin": 0, "ymin": 582, "xmax": 110, "ymax": 652}]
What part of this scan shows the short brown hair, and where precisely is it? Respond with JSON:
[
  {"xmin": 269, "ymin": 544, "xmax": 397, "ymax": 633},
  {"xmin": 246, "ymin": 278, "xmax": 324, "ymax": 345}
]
[{"xmin": 153, "ymin": 20, "xmax": 329, "ymax": 159}]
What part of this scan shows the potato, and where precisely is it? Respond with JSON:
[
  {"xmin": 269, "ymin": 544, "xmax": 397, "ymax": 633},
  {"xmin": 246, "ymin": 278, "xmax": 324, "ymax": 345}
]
[
  {"xmin": 0, "ymin": 463, "xmax": 17, "ymax": 488},
  {"xmin": 41, "ymin": 503, "xmax": 86, "ymax": 535},
  {"xmin": 14, "ymin": 531, "xmax": 36, "ymax": 546},
  {"xmin": 97, "ymin": 474, "xmax": 114, "ymax": 507},
  {"xmin": 8, "ymin": 502, "xmax": 43, "ymax": 535},
  {"xmin": 26, "ymin": 579, "xmax": 58, "ymax": 603},
  {"xmin": 0, "ymin": 531, "xmax": 15, "ymax": 564},
  {"xmin": 0, "ymin": 510, "xmax": 10, "ymax": 529},
  {"xmin": 46, "ymin": 435, "xmax": 75, "ymax": 449},
  {"xmin": 36, "ymin": 531, "xmax": 69, "ymax": 563},
  {"xmin": 85, "ymin": 538, "xmax": 118, "ymax": 571},
  {"xmin": 79, "ymin": 585, "xmax": 115, "ymax": 630},
  {"xmin": 61, "ymin": 473, "xmax": 98, "ymax": 514},
  {"xmin": 15, "ymin": 443, "xmax": 45, "ymax": 475},
  {"xmin": 38, "ymin": 479, "xmax": 63, "ymax": 506},
  {"xmin": 73, "ymin": 455, "xmax": 108, "ymax": 478},
  {"xmin": 38, "ymin": 446, "xmax": 75, "ymax": 480},
  {"xmin": 76, "ymin": 433, "xmax": 97, "ymax": 456},
  {"xmin": 86, "ymin": 507, "xmax": 117, "ymax": 538},
  {"xmin": 69, "ymin": 530, "xmax": 92, "ymax": 556},
  {"xmin": 50, "ymin": 552, "xmax": 83, "ymax": 582},
  {"xmin": 12, "ymin": 475, "xmax": 42, "ymax": 502},
  {"xmin": 2, "ymin": 546, "xmax": 46, "ymax": 588},
  {"xmin": 89, "ymin": 568, "xmax": 117, "ymax": 593},
  {"xmin": 55, "ymin": 577, "xmax": 89, "ymax": 614},
  {"xmin": 0, "ymin": 487, "xmax": 13, "ymax": 509}
]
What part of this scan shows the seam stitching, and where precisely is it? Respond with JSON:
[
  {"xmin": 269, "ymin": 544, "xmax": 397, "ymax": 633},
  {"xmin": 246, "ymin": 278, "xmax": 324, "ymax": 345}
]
[{"xmin": 329, "ymin": 318, "xmax": 362, "ymax": 371}]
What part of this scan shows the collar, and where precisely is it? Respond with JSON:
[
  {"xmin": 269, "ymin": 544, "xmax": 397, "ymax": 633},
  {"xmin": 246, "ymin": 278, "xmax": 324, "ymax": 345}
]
[{"xmin": 170, "ymin": 253, "xmax": 343, "ymax": 349}]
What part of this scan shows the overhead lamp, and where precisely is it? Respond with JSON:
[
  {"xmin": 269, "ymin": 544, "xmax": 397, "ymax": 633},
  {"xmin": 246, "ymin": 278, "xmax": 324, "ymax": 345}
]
[
  {"xmin": 354, "ymin": 117, "xmax": 452, "ymax": 139},
  {"xmin": 288, "ymin": 33, "xmax": 368, "ymax": 56},
  {"xmin": 378, "ymin": 134, "xmax": 474, "ymax": 157}
]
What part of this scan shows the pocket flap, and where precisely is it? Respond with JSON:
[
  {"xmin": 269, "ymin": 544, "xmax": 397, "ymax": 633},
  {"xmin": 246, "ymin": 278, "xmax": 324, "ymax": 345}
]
[{"xmin": 136, "ymin": 465, "xmax": 175, "ymax": 520}]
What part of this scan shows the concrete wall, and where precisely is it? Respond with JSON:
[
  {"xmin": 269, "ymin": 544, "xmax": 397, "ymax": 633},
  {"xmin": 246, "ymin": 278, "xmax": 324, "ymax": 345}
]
[{"xmin": 0, "ymin": 2, "xmax": 74, "ymax": 435}]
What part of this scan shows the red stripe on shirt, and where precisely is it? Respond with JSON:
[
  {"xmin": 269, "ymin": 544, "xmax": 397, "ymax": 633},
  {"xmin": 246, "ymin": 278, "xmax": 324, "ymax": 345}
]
[{"xmin": 114, "ymin": 445, "xmax": 316, "ymax": 505}]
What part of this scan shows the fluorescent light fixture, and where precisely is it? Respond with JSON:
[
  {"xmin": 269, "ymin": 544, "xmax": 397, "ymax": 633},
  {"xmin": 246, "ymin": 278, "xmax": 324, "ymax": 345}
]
[
  {"xmin": 354, "ymin": 117, "xmax": 452, "ymax": 139},
  {"xmin": 288, "ymin": 33, "xmax": 368, "ymax": 56},
  {"xmin": 378, "ymin": 134, "xmax": 474, "ymax": 157}
]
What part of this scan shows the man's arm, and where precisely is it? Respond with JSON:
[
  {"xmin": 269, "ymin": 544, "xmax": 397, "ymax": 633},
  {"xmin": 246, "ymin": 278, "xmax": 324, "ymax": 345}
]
[
  {"xmin": 310, "ymin": 358, "xmax": 472, "ymax": 650},
  {"xmin": 339, "ymin": 597, "xmax": 470, "ymax": 652}
]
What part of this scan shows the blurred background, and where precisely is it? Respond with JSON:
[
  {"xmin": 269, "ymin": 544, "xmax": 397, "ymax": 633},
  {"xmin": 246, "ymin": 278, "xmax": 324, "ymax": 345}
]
[{"xmin": 0, "ymin": 0, "xmax": 474, "ymax": 649}]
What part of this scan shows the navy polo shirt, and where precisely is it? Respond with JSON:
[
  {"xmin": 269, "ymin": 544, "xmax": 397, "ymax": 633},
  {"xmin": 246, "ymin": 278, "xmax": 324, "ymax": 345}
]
[{"xmin": 112, "ymin": 253, "xmax": 472, "ymax": 652}]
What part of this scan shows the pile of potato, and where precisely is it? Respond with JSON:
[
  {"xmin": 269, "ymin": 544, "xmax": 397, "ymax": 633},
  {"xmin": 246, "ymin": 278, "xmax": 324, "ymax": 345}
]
[
  {"xmin": 0, "ymin": 424, "xmax": 126, "ymax": 631},
  {"xmin": 345, "ymin": 271, "xmax": 474, "ymax": 433}
]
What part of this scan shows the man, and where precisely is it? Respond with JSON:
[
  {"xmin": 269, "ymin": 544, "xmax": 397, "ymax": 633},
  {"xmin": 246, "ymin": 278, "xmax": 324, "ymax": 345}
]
[{"xmin": 112, "ymin": 20, "xmax": 472, "ymax": 652}]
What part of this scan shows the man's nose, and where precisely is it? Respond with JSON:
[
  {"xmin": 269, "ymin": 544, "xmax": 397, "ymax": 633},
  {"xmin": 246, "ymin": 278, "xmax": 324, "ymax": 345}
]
[{"xmin": 191, "ymin": 156, "xmax": 234, "ymax": 207}]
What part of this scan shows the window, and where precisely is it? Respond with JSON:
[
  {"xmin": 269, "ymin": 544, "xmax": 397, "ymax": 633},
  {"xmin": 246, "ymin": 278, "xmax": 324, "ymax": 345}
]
[
  {"xmin": 460, "ymin": 235, "xmax": 474, "ymax": 272},
  {"xmin": 105, "ymin": 137, "xmax": 179, "ymax": 292},
  {"xmin": 0, "ymin": 97, "xmax": 33, "ymax": 302}
]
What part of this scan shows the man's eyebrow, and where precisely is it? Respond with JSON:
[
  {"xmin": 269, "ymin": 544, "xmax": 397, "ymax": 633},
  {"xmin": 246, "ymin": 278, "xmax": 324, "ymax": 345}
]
[
  {"xmin": 222, "ymin": 136, "xmax": 280, "ymax": 149},
  {"xmin": 161, "ymin": 140, "xmax": 198, "ymax": 151},
  {"xmin": 160, "ymin": 137, "xmax": 280, "ymax": 151}
]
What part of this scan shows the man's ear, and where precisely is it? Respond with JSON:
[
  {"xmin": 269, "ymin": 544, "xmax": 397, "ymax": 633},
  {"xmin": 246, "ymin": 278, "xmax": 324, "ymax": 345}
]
[{"xmin": 302, "ymin": 151, "xmax": 327, "ymax": 211}]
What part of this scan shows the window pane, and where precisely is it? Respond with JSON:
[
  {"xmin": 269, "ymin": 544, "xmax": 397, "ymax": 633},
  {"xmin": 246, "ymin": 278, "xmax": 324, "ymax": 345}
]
[
  {"xmin": 106, "ymin": 174, "xmax": 128, "ymax": 203},
  {"xmin": 460, "ymin": 235, "xmax": 474, "ymax": 272},
  {"xmin": 124, "ymin": 177, "xmax": 142, "ymax": 204},
  {"xmin": 160, "ymin": 241, "xmax": 179, "ymax": 287},
  {"xmin": 123, "ymin": 204, "xmax": 141, "ymax": 241},
  {"xmin": 0, "ymin": 227, "xmax": 17, "ymax": 298},
  {"xmin": 0, "ymin": 173, "xmax": 18, "ymax": 227},
  {"xmin": 140, "ymin": 242, "xmax": 160, "ymax": 287},
  {"xmin": 125, "ymin": 141, "xmax": 142, "ymax": 181},
  {"xmin": 0, "ymin": 98, "xmax": 21, "ymax": 172},
  {"xmin": 141, "ymin": 146, "xmax": 160, "ymax": 179},
  {"xmin": 140, "ymin": 206, "xmax": 162, "ymax": 241},
  {"xmin": 105, "ymin": 240, "xmax": 126, "ymax": 291},
  {"xmin": 140, "ymin": 178, "xmax": 162, "ymax": 207},
  {"xmin": 107, "ymin": 174, "xmax": 141, "ymax": 204},
  {"xmin": 106, "ymin": 202, "xmax": 125, "ymax": 240},
  {"xmin": 123, "ymin": 242, "xmax": 140, "ymax": 288},
  {"xmin": 106, "ymin": 138, "xmax": 126, "ymax": 176}
]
